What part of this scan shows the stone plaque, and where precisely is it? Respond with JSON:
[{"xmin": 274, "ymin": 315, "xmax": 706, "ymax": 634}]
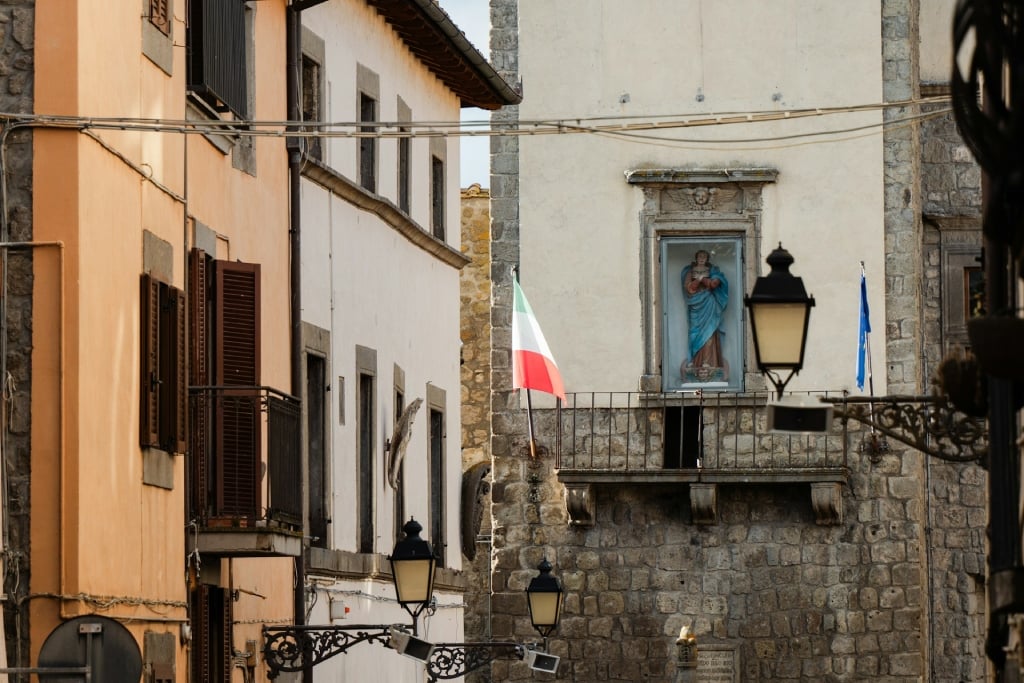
[{"xmin": 698, "ymin": 644, "xmax": 739, "ymax": 682}]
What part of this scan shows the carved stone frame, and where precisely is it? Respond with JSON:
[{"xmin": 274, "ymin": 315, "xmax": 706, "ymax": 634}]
[{"xmin": 626, "ymin": 168, "xmax": 778, "ymax": 392}]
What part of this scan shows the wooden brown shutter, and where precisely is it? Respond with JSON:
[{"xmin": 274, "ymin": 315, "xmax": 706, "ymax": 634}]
[
  {"xmin": 140, "ymin": 274, "xmax": 161, "ymax": 448},
  {"xmin": 221, "ymin": 585, "xmax": 234, "ymax": 683},
  {"xmin": 189, "ymin": 249, "xmax": 209, "ymax": 519},
  {"xmin": 191, "ymin": 584, "xmax": 212, "ymax": 683},
  {"xmin": 159, "ymin": 285, "xmax": 187, "ymax": 454},
  {"xmin": 214, "ymin": 260, "xmax": 261, "ymax": 517}
]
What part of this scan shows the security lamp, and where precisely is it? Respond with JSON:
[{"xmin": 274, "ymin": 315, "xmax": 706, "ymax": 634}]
[
  {"xmin": 526, "ymin": 559, "xmax": 563, "ymax": 640},
  {"xmin": 744, "ymin": 243, "xmax": 815, "ymax": 398},
  {"xmin": 388, "ymin": 626, "xmax": 435, "ymax": 662},
  {"xmin": 389, "ymin": 518, "xmax": 437, "ymax": 630},
  {"xmin": 523, "ymin": 647, "xmax": 561, "ymax": 673}
]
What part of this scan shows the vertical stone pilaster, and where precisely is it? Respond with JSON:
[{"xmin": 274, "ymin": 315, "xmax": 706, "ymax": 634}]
[
  {"xmin": 882, "ymin": 0, "xmax": 924, "ymax": 394},
  {"xmin": 0, "ymin": 2, "xmax": 35, "ymax": 671}
]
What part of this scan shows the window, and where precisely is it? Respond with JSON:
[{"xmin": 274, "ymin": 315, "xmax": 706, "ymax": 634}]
[
  {"xmin": 359, "ymin": 94, "xmax": 378, "ymax": 192},
  {"xmin": 427, "ymin": 384, "xmax": 446, "ymax": 566},
  {"xmin": 429, "ymin": 407, "xmax": 445, "ymax": 566},
  {"xmin": 149, "ymin": 0, "xmax": 171, "ymax": 35},
  {"xmin": 663, "ymin": 405, "xmax": 703, "ymax": 468},
  {"xmin": 356, "ymin": 345, "xmax": 377, "ymax": 554},
  {"xmin": 431, "ymin": 155, "xmax": 445, "ymax": 240},
  {"xmin": 191, "ymin": 584, "xmax": 232, "ymax": 683},
  {"xmin": 302, "ymin": 54, "xmax": 323, "ymax": 161},
  {"xmin": 307, "ymin": 354, "xmax": 328, "ymax": 548},
  {"xmin": 187, "ymin": 0, "xmax": 248, "ymax": 118},
  {"xmin": 189, "ymin": 249, "xmax": 263, "ymax": 521},
  {"xmin": 358, "ymin": 372, "xmax": 376, "ymax": 553},
  {"xmin": 140, "ymin": 273, "xmax": 186, "ymax": 454},
  {"xmin": 392, "ymin": 364, "xmax": 406, "ymax": 541},
  {"xmin": 397, "ymin": 98, "xmax": 411, "ymax": 213}
]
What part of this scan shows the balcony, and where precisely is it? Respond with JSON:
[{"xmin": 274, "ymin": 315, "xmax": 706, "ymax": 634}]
[
  {"xmin": 188, "ymin": 386, "xmax": 303, "ymax": 557},
  {"xmin": 552, "ymin": 391, "xmax": 851, "ymax": 526}
]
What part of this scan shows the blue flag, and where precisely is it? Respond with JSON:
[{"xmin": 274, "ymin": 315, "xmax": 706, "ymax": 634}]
[{"xmin": 856, "ymin": 272, "xmax": 871, "ymax": 390}]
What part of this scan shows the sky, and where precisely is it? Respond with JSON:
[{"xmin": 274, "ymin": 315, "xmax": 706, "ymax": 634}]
[{"xmin": 438, "ymin": 0, "xmax": 493, "ymax": 188}]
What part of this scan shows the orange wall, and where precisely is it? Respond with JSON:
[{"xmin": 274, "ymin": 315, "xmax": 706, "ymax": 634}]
[{"xmin": 31, "ymin": 1, "xmax": 294, "ymax": 677}]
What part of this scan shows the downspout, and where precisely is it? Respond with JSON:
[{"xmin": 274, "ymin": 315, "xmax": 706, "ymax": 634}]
[{"xmin": 285, "ymin": 5, "xmax": 306, "ymax": 683}]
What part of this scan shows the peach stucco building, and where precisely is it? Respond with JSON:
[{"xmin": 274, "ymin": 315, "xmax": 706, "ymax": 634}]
[
  {"xmin": 13, "ymin": 1, "xmax": 296, "ymax": 680},
  {"xmin": 0, "ymin": 0, "xmax": 516, "ymax": 681}
]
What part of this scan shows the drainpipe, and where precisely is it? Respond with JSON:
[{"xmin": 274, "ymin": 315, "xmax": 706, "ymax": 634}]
[
  {"xmin": 285, "ymin": 5, "xmax": 306, "ymax": 683},
  {"xmin": 287, "ymin": 3, "xmax": 327, "ymax": 682}
]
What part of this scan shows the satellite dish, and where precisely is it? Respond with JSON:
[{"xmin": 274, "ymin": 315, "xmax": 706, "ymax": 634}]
[
  {"xmin": 38, "ymin": 615, "xmax": 142, "ymax": 683},
  {"xmin": 387, "ymin": 397, "xmax": 422, "ymax": 490}
]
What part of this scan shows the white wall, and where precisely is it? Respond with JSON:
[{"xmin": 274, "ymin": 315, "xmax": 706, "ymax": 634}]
[{"xmin": 517, "ymin": 0, "xmax": 887, "ymax": 395}]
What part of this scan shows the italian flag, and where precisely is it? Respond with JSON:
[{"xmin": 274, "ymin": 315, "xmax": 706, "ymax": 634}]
[{"xmin": 512, "ymin": 279, "xmax": 566, "ymax": 402}]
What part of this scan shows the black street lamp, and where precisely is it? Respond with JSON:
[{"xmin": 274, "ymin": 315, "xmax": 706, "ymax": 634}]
[
  {"xmin": 263, "ymin": 517, "xmax": 438, "ymax": 678},
  {"xmin": 526, "ymin": 558, "xmax": 563, "ymax": 640},
  {"xmin": 744, "ymin": 243, "xmax": 815, "ymax": 399},
  {"xmin": 389, "ymin": 518, "xmax": 437, "ymax": 631}
]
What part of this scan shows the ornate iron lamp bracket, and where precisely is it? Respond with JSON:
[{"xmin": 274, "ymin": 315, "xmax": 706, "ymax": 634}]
[
  {"xmin": 826, "ymin": 395, "xmax": 988, "ymax": 464},
  {"xmin": 262, "ymin": 624, "xmax": 394, "ymax": 678},
  {"xmin": 427, "ymin": 642, "xmax": 524, "ymax": 681}
]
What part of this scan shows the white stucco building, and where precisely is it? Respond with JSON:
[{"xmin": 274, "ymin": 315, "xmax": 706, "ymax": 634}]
[{"xmin": 295, "ymin": 1, "xmax": 517, "ymax": 680}]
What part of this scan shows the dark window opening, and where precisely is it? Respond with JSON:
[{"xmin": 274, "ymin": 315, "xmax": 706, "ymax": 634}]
[
  {"xmin": 358, "ymin": 372, "xmax": 375, "ymax": 553},
  {"xmin": 187, "ymin": 0, "xmax": 248, "ymax": 118},
  {"xmin": 394, "ymin": 390, "xmax": 406, "ymax": 542},
  {"xmin": 431, "ymin": 155, "xmax": 445, "ymax": 239},
  {"xmin": 429, "ymin": 408, "xmax": 445, "ymax": 566},
  {"xmin": 398, "ymin": 132, "xmax": 411, "ymax": 213},
  {"xmin": 308, "ymin": 354, "xmax": 328, "ymax": 548},
  {"xmin": 302, "ymin": 55, "xmax": 322, "ymax": 161},
  {"xmin": 359, "ymin": 94, "xmax": 377, "ymax": 192},
  {"xmin": 663, "ymin": 405, "xmax": 702, "ymax": 469}
]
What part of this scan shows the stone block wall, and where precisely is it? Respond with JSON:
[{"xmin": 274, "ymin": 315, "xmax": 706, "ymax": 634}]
[
  {"xmin": 0, "ymin": 2, "xmax": 35, "ymax": 669},
  {"xmin": 469, "ymin": 1, "xmax": 988, "ymax": 681}
]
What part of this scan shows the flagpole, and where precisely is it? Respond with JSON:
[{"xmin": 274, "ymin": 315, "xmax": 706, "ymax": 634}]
[
  {"xmin": 513, "ymin": 266, "xmax": 539, "ymax": 459},
  {"xmin": 526, "ymin": 388, "xmax": 538, "ymax": 459},
  {"xmin": 861, "ymin": 261, "xmax": 875, "ymax": 397}
]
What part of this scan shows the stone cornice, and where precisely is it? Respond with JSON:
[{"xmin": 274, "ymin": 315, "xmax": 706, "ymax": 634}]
[
  {"xmin": 625, "ymin": 168, "xmax": 779, "ymax": 185},
  {"xmin": 301, "ymin": 157, "xmax": 470, "ymax": 270}
]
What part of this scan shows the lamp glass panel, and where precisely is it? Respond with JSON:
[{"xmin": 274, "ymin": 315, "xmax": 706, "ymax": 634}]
[
  {"xmin": 393, "ymin": 558, "xmax": 433, "ymax": 604},
  {"xmin": 751, "ymin": 303, "xmax": 808, "ymax": 365},
  {"xmin": 528, "ymin": 591, "xmax": 561, "ymax": 627}
]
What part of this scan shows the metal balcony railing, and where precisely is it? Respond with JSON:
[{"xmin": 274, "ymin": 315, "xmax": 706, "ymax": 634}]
[
  {"xmin": 555, "ymin": 391, "xmax": 850, "ymax": 474},
  {"xmin": 189, "ymin": 386, "xmax": 302, "ymax": 529}
]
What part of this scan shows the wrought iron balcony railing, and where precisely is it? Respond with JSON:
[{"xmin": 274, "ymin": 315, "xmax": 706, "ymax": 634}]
[
  {"xmin": 555, "ymin": 391, "xmax": 850, "ymax": 474},
  {"xmin": 189, "ymin": 385, "xmax": 302, "ymax": 529}
]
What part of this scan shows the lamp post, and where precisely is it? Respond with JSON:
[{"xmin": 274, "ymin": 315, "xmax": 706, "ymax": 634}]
[
  {"xmin": 423, "ymin": 560, "xmax": 564, "ymax": 680},
  {"xmin": 262, "ymin": 517, "xmax": 438, "ymax": 677},
  {"xmin": 389, "ymin": 518, "xmax": 437, "ymax": 633},
  {"xmin": 743, "ymin": 243, "xmax": 815, "ymax": 399},
  {"xmin": 526, "ymin": 558, "xmax": 563, "ymax": 641}
]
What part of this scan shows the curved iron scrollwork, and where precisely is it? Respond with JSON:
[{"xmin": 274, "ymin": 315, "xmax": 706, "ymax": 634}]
[
  {"xmin": 262, "ymin": 625, "xmax": 393, "ymax": 678},
  {"xmin": 952, "ymin": 0, "xmax": 1024, "ymax": 259},
  {"xmin": 827, "ymin": 395, "xmax": 988, "ymax": 464},
  {"xmin": 427, "ymin": 642, "xmax": 523, "ymax": 681}
]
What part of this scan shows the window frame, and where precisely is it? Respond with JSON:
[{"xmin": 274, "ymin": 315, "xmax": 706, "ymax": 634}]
[{"xmin": 140, "ymin": 273, "xmax": 186, "ymax": 454}]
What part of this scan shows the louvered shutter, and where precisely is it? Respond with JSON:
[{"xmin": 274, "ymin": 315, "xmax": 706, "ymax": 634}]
[
  {"xmin": 214, "ymin": 260, "xmax": 261, "ymax": 518},
  {"xmin": 189, "ymin": 249, "xmax": 209, "ymax": 519},
  {"xmin": 221, "ymin": 585, "xmax": 234, "ymax": 683},
  {"xmin": 191, "ymin": 584, "xmax": 212, "ymax": 683},
  {"xmin": 140, "ymin": 274, "xmax": 161, "ymax": 448},
  {"xmin": 159, "ymin": 285, "xmax": 187, "ymax": 454}
]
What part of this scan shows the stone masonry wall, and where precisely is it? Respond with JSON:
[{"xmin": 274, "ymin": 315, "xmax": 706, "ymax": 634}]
[
  {"xmin": 461, "ymin": 184, "xmax": 495, "ymax": 661},
  {"xmin": 473, "ymin": 1, "xmax": 986, "ymax": 681},
  {"xmin": 0, "ymin": 2, "xmax": 34, "ymax": 670}
]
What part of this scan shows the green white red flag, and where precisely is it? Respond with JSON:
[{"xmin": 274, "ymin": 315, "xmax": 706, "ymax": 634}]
[{"xmin": 512, "ymin": 279, "xmax": 565, "ymax": 402}]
